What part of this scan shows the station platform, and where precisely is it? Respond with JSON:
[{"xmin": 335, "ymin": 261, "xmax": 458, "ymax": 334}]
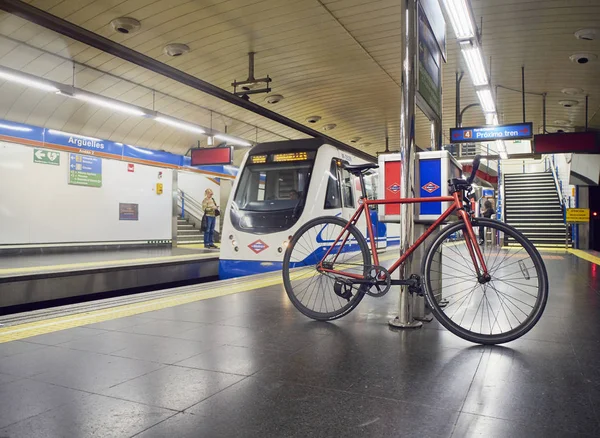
[
  {"xmin": 0, "ymin": 247, "xmax": 219, "ymax": 309},
  {"xmin": 0, "ymin": 249, "xmax": 598, "ymax": 437}
]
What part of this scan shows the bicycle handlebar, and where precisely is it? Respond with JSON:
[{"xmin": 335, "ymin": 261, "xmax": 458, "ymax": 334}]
[{"xmin": 466, "ymin": 155, "xmax": 481, "ymax": 185}]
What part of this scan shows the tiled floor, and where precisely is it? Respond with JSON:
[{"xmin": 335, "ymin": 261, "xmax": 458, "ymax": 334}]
[{"xmin": 0, "ymin": 251, "xmax": 599, "ymax": 437}]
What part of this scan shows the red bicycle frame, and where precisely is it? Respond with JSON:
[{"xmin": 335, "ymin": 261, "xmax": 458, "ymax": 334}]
[{"xmin": 319, "ymin": 191, "xmax": 489, "ymax": 280}]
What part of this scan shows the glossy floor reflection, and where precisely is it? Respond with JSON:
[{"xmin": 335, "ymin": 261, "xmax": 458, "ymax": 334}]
[{"xmin": 0, "ymin": 251, "xmax": 599, "ymax": 437}]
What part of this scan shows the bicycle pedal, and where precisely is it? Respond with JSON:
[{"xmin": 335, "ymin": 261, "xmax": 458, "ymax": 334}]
[{"xmin": 333, "ymin": 280, "xmax": 353, "ymax": 301}]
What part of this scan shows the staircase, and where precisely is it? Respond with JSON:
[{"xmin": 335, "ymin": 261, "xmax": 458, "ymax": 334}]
[
  {"xmin": 177, "ymin": 216, "xmax": 204, "ymax": 245},
  {"xmin": 503, "ymin": 172, "xmax": 566, "ymax": 246}
]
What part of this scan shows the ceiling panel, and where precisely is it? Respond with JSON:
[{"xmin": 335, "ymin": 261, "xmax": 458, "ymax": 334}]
[{"xmin": 0, "ymin": 0, "xmax": 596, "ymax": 164}]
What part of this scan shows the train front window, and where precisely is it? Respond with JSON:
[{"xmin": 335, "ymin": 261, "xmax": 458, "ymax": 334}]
[{"xmin": 234, "ymin": 161, "xmax": 313, "ymax": 212}]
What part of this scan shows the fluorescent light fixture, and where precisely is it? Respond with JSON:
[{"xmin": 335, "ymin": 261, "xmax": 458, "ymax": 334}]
[
  {"xmin": 0, "ymin": 122, "xmax": 32, "ymax": 132},
  {"xmin": 461, "ymin": 45, "xmax": 488, "ymax": 86},
  {"xmin": 207, "ymin": 136, "xmax": 214, "ymax": 146},
  {"xmin": 499, "ymin": 151, "xmax": 508, "ymax": 159},
  {"xmin": 73, "ymin": 93, "xmax": 146, "ymax": 116},
  {"xmin": 442, "ymin": 0, "xmax": 476, "ymax": 40},
  {"xmin": 0, "ymin": 69, "xmax": 59, "ymax": 93},
  {"xmin": 215, "ymin": 134, "xmax": 252, "ymax": 147},
  {"xmin": 154, "ymin": 116, "xmax": 205, "ymax": 134},
  {"xmin": 47, "ymin": 129, "xmax": 101, "ymax": 141},
  {"xmin": 477, "ymin": 88, "xmax": 496, "ymax": 113}
]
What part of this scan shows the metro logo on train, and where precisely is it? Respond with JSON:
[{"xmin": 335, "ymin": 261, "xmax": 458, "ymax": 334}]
[
  {"xmin": 450, "ymin": 122, "xmax": 533, "ymax": 143},
  {"xmin": 248, "ymin": 240, "xmax": 269, "ymax": 254},
  {"xmin": 388, "ymin": 182, "xmax": 401, "ymax": 193},
  {"xmin": 421, "ymin": 181, "xmax": 440, "ymax": 193}
]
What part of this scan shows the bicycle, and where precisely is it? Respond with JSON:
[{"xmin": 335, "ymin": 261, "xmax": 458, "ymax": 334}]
[{"xmin": 282, "ymin": 156, "xmax": 548, "ymax": 345}]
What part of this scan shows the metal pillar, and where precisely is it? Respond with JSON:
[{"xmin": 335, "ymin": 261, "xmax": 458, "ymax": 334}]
[
  {"xmin": 389, "ymin": 0, "xmax": 421, "ymax": 329},
  {"xmin": 171, "ymin": 170, "xmax": 179, "ymax": 248}
]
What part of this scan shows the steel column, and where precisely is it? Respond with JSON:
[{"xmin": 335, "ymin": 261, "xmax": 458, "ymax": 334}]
[{"xmin": 389, "ymin": 0, "xmax": 421, "ymax": 329}]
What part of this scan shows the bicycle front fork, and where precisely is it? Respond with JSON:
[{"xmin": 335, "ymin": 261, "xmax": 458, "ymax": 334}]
[{"xmin": 458, "ymin": 209, "xmax": 491, "ymax": 284}]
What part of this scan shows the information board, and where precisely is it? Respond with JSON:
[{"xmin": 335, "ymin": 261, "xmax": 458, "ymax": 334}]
[
  {"xmin": 69, "ymin": 153, "xmax": 102, "ymax": 187},
  {"xmin": 119, "ymin": 203, "xmax": 139, "ymax": 220},
  {"xmin": 450, "ymin": 123, "xmax": 533, "ymax": 144},
  {"xmin": 566, "ymin": 208, "xmax": 590, "ymax": 223},
  {"xmin": 417, "ymin": 2, "xmax": 442, "ymax": 119}
]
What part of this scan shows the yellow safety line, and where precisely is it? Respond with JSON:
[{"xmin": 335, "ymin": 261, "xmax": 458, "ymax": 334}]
[
  {"xmin": 568, "ymin": 249, "xmax": 600, "ymax": 265},
  {"xmin": 0, "ymin": 251, "xmax": 399, "ymax": 343},
  {"xmin": 0, "ymin": 253, "xmax": 216, "ymax": 277}
]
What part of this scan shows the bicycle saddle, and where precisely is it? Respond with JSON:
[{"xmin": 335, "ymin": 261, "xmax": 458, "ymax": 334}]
[{"xmin": 343, "ymin": 162, "xmax": 379, "ymax": 175}]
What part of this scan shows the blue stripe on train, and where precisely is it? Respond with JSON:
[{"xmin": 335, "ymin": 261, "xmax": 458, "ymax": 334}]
[{"xmin": 219, "ymin": 239, "xmax": 401, "ymax": 279}]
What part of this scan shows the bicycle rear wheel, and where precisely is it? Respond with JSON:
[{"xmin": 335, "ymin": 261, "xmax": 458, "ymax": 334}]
[
  {"xmin": 282, "ymin": 216, "xmax": 371, "ymax": 321},
  {"xmin": 422, "ymin": 218, "xmax": 548, "ymax": 345}
]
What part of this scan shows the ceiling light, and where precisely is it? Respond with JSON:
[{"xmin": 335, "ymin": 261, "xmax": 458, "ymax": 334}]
[
  {"xmin": 214, "ymin": 134, "xmax": 252, "ymax": 147},
  {"xmin": 0, "ymin": 122, "xmax": 32, "ymax": 132},
  {"xmin": 569, "ymin": 53, "xmax": 597, "ymax": 64},
  {"xmin": 322, "ymin": 123, "xmax": 337, "ymax": 131},
  {"xmin": 0, "ymin": 68, "xmax": 59, "ymax": 93},
  {"xmin": 305, "ymin": 116, "xmax": 322, "ymax": 124},
  {"xmin": 163, "ymin": 43, "xmax": 190, "ymax": 57},
  {"xmin": 561, "ymin": 88, "xmax": 584, "ymax": 96},
  {"xmin": 559, "ymin": 100, "xmax": 579, "ymax": 108},
  {"xmin": 73, "ymin": 92, "xmax": 147, "ymax": 116},
  {"xmin": 442, "ymin": 0, "xmax": 476, "ymax": 40},
  {"xmin": 553, "ymin": 119, "xmax": 572, "ymax": 126},
  {"xmin": 361, "ymin": 142, "xmax": 372, "ymax": 147},
  {"xmin": 476, "ymin": 88, "xmax": 496, "ymax": 113},
  {"xmin": 574, "ymin": 28, "xmax": 597, "ymax": 41},
  {"xmin": 110, "ymin": 17, "xmax": 141, "ymax": 35},
  {"xmin": 47, "ymin": 129, "xmax": 102, "ymax": 141},
  {"xmin": 264, "ymin": 94, "xmax": 284, "ymax": 104},
  {"xmin": 461, "ymin": 45, "xmax": 488, "ymax": 86},
  {"xmin": 154, "ymin": 116, "xmax": 205, "ymax": 134},
  {"xmin": 349, "ymin": 137, "xmax": 361, "ymax": 143}
]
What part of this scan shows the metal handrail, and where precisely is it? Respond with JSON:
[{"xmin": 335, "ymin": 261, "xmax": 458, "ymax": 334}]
[
  {"xmin": 177, "ymin": 189, "xmax": 205, "ymax": 224},
  {"xmin": 549, "ymin": 155, "xmax": 565, "ymax": 210}
]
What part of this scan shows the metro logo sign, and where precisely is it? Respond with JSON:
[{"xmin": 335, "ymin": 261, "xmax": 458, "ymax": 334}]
[
  {"xmin": 248, "ymin": 239, "xmax": 269, "ymax": 254},
  {"xmin": 388, "ymin": 182, "xmax": 401, "ymax": 193},
  {"xmin": 422, "ymin": 181, "xmax": 440, "ymax": 193}
]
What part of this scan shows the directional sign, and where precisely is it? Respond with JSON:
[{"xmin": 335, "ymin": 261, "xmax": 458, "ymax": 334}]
[
  {"xmin": 450, "ymin": 123, "xmax": 533, "ymax": 144},
  {"xmin": 33, "ymin": 148, "xmax": 60, "ymax": 166},
  {"xmin": 69, "ymin": 153, "xmax": 102, "ymax": 187}
]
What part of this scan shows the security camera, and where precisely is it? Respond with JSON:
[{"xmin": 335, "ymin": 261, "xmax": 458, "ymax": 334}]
[
  {"xmin": 110, "ymin": 17, "xmax": 141, "ymax": 34},
  {"xmin": 305, "ymin": 116, "xmax": 322, "ymax": 124}
]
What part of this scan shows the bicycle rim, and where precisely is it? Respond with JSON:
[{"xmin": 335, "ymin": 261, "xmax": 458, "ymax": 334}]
[
  {"xmin": 283, "ymin": 217, "xmax": 370, "ymax": 321},
  {"xmin": 423, "ymin": 218, "xmax": 548, "ymax": 344}
]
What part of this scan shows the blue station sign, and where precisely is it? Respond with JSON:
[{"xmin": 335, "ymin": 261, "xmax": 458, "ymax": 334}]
[{"xmin": 450, "ymin": 122, "xmax": 533, "ymax": 144}]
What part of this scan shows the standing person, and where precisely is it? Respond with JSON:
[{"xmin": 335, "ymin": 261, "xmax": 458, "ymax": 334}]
[
  {"xmin": 202, "ymin": 188, "xmax": 218, "ymax": 249},
  {"xmin": 479, "ymin": 199, "xmax": 495, "ymax": 244}
]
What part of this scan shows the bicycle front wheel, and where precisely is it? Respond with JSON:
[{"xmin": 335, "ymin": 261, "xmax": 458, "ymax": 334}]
[
  {"xmin": 422, "ymin": 218, "xmax": 548, "ymax": 345},
  {"xmin": 282, "ymin": 216, "xmax": 371, "ymax": 321}
]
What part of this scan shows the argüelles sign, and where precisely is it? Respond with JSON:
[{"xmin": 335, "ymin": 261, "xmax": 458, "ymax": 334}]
[{"xmin": 450, "ymin": 123, "xmax": 533, "ymax": 144}]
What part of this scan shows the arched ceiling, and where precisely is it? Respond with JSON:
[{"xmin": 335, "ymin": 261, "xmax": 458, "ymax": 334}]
[{"xmin": 0, "ymin": 0, "xmax": 598, "ymax": 162}]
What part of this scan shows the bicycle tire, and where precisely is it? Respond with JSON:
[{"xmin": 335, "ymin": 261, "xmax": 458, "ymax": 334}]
[
  {"xmin": 283, "ymin": 216, "xmax": 371, "ymax": 321},
  {"xmin": 422, "ymin": 218, "xmax": 548, "ymax": 345}
]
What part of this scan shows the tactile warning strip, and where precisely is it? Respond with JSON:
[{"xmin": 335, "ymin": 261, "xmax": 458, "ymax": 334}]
[{"xmin": 0, "ymin": 251, "xmax": 397, "ymax": 343}]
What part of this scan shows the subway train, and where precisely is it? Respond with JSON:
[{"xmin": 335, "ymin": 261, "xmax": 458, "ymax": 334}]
[{"xmin": 219, "ymin": 139, "xmax": 400, "ymax": 279}]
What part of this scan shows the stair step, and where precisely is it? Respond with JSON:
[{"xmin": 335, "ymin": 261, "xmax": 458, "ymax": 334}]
[
  {"xmin": 178, "ymin": 224, "xmax": 194, "ymax": 229},
  {"xmin": 178, "ymin": 229, "xmax": 200, "ymax": 234}
]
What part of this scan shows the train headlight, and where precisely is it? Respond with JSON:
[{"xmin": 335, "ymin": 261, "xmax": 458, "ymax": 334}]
[
  {"xmin": 277, "ymin": 247, "xmax": 283, "ymax": 253},
  {"xmin": 240, "ymin": 216, "xmax": 251, "ymax": 227},
  {"xmin": 234, "ymin": 246, "xmax": 239, "ymax": 252},
  {"xmin": 231, "ymin": 240, "xmax": 237, "ymax": 247}
]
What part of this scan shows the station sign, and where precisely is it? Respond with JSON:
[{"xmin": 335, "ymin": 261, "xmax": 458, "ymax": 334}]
[
  {"xmin": 450, "ymin": 123, "xmax": 533, "ymax": 144},
  {"xmin": 566, "ymin": 208, "xmax": 590, "ymax": 223}
]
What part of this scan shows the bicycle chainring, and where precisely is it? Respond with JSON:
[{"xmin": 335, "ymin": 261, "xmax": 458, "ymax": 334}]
[{"xmin": 366, "ymin": 265, "xmax": 392, "ymax": 297}]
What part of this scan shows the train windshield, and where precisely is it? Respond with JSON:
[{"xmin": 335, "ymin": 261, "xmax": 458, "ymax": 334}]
[{"xmin": 234, "ymin": 161, "xmax": 313, "ymax": 212}]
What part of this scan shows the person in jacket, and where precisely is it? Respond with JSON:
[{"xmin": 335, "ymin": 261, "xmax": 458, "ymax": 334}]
[
  {"xmin": 479, "ymin": 199, "xmax": 495, "ymax": 244},
  {"xmin": 202, "ymin": 188, "xmax": 218, "ymax": 249}
]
